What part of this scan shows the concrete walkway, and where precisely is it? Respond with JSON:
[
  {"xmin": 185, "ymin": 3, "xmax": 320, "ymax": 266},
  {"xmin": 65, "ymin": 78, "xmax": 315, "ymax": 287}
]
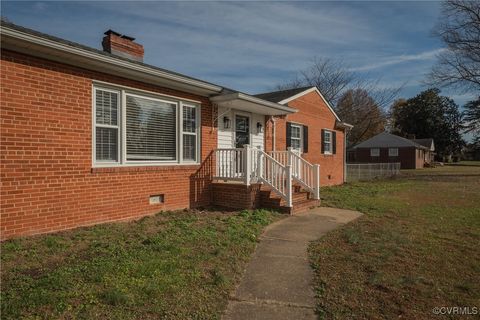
[{"xmin": 223, "ymin": 207, "xmax": 362, "ymax": 320}]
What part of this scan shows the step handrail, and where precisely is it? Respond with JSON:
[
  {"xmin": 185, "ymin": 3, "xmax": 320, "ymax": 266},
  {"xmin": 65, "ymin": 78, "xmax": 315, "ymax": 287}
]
[
  {"xmin": 289, "ymin": 150, "xmax": 320, "ymax": 200},
  {"xmin": 253, "ymin": 149, "xmax": 293, "ymax": 207}
]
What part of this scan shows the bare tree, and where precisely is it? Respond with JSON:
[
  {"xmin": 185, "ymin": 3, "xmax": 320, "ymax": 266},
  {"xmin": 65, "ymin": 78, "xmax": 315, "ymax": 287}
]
[
  {"xmin": 276, "ymin": 57, "xmax": 355, "ymax": 105},
  {"xmin": 336, "ymin": 89, "xmax": 387, "ymax": 146},
  {"xmin": 427, "ymin": 0, "xmax": 480, "ymax": 92}
]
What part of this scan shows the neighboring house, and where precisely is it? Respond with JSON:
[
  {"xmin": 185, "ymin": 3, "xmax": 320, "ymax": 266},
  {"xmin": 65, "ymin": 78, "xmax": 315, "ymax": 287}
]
[
  {"xmin": 411, "ymin": 138, "xmax": 435, "ymax": 163},
  {"xmin": 348, "ymin": 132, "xmax": 433, "ymax": 169},
  {"xmin": 0, "ymin": 21, "xmax": 351, "ymax": 239}
]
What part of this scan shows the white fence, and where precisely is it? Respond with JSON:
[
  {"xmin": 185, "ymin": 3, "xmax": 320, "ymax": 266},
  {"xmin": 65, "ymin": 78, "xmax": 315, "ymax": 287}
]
[{"xmin": 346, "ymin": 163, "xmax": 401, "ymax": 182}]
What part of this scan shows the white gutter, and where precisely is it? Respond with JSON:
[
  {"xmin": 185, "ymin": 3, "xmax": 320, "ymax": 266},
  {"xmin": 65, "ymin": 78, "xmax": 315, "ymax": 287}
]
[{"xmin": 0, "ymin": 25, "xmax": 223, "ymax": 94}]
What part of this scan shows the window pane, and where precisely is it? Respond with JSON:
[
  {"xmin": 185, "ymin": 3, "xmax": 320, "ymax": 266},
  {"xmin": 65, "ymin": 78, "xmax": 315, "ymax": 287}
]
[
  {"xmin": 183, "ymin": 134, "xmax": 196, "ymax": 161},
  {"xmin": 126, "ymin": 95, "xmax": 177, "ymax": 161},
  {"xmin": 183, "ymin": 106, "xmax": 196, "ymax": 133},
  {"xmin": 291, "ymin": 126, "xmax": 301, "ymax": 138},
  {"xmin": 291, "ymin": 138, "xmax": 301, "ymax": 149},
  {"xmin": 324, "ymin": 142, "xmax": 331, "ymax": 153},
  {"xmin": 96, "ymin": 127, "xmax": 118, "ymax": 161},
  {"xmin": 96, "ymin": 89, "xmax": 118, "ymax": 126},
  {"xmin": 389, "ymin": 148, "xmax": 398, "ymax": 156},
  {"xmin": 324, "ymin": 131, "xmax": 331, "ymax": 143}
]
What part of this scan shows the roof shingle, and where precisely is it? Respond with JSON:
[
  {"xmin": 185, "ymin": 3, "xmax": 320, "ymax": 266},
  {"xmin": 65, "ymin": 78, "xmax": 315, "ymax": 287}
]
[
  {"xmin": 352, "ymin": 132, "xmax": 429, "ymax": 150},
  {"xmin": 254, "ymin": 86, "xmax": 314, "ymax": 103}
]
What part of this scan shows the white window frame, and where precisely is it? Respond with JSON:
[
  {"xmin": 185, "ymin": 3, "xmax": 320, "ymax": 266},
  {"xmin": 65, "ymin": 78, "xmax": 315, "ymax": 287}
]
[
  {"xmin": 181, "ymin": 103, "xmax": 200, "ymax": 163},
  {"xmin": 92, "ymin": 83, "xmax": 201, "ymax": 167},
  {"xmin": 370, "ymin": 148, "xmax": 380, "ymax": 157},
  {"xmin": 323, "ymin": 130, "xmax": 332, "ymax": 155},
  {"xmin": 93, "ymin": 87, "xmax": 121, "ymax": 165},
  {"xmin": 290, "ymin": 124, "xmax": 303, "ymax": 152},
  {"xmin": 388, "ymin": 148, "xmax": 398, "ymax": 157}
]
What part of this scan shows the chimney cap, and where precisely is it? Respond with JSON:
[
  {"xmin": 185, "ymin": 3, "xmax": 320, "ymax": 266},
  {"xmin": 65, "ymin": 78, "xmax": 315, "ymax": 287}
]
[
  {"xmin": 121, "ymin": 34, "xmax": 136, "ymax": 41},
  {"xmin": 104, "ymin": 29, "xmax": 121, "ymax": 37}
]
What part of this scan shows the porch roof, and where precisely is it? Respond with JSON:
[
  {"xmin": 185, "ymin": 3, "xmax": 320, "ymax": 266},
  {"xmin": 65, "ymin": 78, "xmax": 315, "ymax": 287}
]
[{"xmin": 210, "ymin": 92, "xmax": 297, "ymax": 116}]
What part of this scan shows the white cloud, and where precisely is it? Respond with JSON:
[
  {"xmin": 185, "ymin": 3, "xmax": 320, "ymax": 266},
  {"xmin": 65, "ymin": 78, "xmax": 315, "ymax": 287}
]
[{"xmin": 349, "ymin": 48, "xmax": 446, "ymax": 72}]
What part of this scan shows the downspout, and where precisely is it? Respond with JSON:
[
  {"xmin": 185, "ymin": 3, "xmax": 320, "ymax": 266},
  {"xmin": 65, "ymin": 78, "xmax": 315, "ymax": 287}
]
[
  {"xmin": 343, "ymin": 127, "xmax": 351, "ymax": 183},
  {"xmin": 272, "ymin": 117, "xmax": 276, "ymax": 151},
  {"xmin": 344, "ymin": 130, "xmax": 347, "ymax": 183},
  {"xmin": 267, "ymin": 116, "xmax": 277, "ymax": 152}
]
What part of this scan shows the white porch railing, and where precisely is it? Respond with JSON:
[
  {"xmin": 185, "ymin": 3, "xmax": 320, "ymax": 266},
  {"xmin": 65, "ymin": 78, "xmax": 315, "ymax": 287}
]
[
  {"xmin": 214, "ymin": 148, "xmax": 248, "ymax": 182},
  {"xmin": 256, "ymin": 149, "xmax": 292, "ymax": 206},
  {"xmin": 269, "ymin": 149, "xmax": 320, "ymax": 200},
  {"xmin": 214, "ymin": 145, "xmax": 321, "ymax": 207}
]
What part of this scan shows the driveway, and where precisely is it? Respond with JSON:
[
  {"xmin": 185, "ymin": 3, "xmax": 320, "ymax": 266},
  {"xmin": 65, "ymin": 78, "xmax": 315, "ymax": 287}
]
[{"xmin": 223, "ymin": 207, "xmax": 362, "ymax": 320}]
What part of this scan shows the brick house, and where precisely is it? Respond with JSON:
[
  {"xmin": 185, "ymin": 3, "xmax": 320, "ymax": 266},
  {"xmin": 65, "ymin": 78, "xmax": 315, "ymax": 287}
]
[
  {"xmin": 348, "ymin": 132, "xmax": 434, "ymax": 169},
  {"xmin": 0, "ymin": 21, "xmax": 351, "ymax": 239},
  {"xmin": 255, "ymin": 86, "xmax": 352, "ymax": 186}
]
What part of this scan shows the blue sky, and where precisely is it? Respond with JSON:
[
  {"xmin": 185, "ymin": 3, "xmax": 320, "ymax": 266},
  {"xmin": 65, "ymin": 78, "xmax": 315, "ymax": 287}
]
[{"xmin": 2, "ymin": 1, "xmax": 476, "ymax": 109}]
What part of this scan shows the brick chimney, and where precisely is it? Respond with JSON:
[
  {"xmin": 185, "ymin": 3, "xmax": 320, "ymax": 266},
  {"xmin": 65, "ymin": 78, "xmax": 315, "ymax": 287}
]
[{"xmin": 102, "ymin": 29, "xmax": 144, "ymax": 62}]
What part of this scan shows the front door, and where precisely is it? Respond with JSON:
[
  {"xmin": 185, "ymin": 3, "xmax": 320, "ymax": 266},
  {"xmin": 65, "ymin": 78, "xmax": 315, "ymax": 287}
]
[
  {"xmin": 235, "ymin": 115, "xmax": 250, "ymax": 148},
  {"xmin": 290, "ymin": 124, "xmax": 303, "ymax": 178},
  {"xmin": 235, "ymin": 115, "xmax": 250, "ymax": 175}
]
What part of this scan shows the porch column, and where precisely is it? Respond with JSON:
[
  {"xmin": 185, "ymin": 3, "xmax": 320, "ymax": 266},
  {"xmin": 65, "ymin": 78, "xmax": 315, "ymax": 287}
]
[
  {"xmin": 244, "ymin": 145, "xmax": 251, "ymax": 186},
  {"xmin": 286, "ymin": 164, "xmax": 293, "ymax": 208},
  {"xmin": 313, "ymin": 164, "xmax": 320, "ymax": 200}
]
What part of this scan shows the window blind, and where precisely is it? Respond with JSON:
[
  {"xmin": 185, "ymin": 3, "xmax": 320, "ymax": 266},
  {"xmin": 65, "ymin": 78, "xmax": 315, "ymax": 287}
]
[{"xmin": 126, "ymin": 95, "xmax": 177, "ymax": 161}]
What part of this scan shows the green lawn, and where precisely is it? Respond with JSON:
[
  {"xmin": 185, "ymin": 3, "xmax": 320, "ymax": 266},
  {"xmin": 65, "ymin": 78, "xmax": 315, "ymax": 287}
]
[
  {"xmin": 1, "ymin": 209, "xmax": 281, "ymax": 319},
  {"xmin": 310, "ymin": 165, "xmax": 480, "ymax": 319}
]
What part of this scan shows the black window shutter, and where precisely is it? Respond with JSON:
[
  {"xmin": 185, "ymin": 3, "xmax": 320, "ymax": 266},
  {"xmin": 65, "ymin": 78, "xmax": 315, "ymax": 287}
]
[
  {"xmin": 321, "ymin": 129, "xmax": 325, "ymax": 154},
  {"xmin": 332, "ymin": 131, "xmax": 337, "ymax": 154},
  {"xmin": 286, "ymin": 122, "xmax": 292, "ymax": 149},
  {"xmin": 303, "ymin": 126, "xmax": 309, "ymax": 153}
]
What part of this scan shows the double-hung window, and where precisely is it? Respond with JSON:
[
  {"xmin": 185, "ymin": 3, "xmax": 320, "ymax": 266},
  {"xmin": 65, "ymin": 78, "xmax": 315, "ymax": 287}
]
[
  {"xmin": 370, "ymin": 148, "xmax": 380, "ymax": 157},
  {"xmin": 182, "ymin": 104, "xmax": 198, "ymax": 162},
  {"xmin": 290, "ymin": 124, "xmax": 302, "ymax": 151},
  {"xmin": 323, "ymin": 130, "xmax": 332, "ymax": 154},
  {"xmin": 94, "ymin": 88, "xmax": 120, "ymax": 163},
  {"xmin": 388, "ymin": 148, "xmax": 398, "ymax": 157},
  {"xmin": 93, "ymin": 84, "xmax": 200, "ymax": 166}
]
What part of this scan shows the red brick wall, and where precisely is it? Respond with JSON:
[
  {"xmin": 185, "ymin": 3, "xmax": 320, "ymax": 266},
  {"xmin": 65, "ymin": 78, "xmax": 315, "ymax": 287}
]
[
  {"xmin": 211, "ymin": 183, "xmax": 262, "ymax": 209},
  {"xmin": 352, "ymin": 147, "xmax": 417, "ymax": 169},
  {"xmin": 102, "ymin": 33, "xmax": 144, "ymax": 60},
  {"xmin": 265, "ymin": 91, "xmax": 345, "ymax": 186},
  {"xmin": 0, "ymin": 50, "xmax": 217, "ymax": 240}
]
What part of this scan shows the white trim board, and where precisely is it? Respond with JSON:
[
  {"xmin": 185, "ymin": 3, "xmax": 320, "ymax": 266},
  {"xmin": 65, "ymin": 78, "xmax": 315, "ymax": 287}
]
[{"xmin": 278, "ymin": 87, "xmax": 341, "ymax": 122}]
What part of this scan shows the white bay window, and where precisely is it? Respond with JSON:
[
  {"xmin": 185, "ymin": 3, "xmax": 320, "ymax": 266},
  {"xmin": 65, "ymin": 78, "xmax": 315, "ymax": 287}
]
[{"xmin": 93, "ymin": 84, "xmax": 200, "ymax": 166}]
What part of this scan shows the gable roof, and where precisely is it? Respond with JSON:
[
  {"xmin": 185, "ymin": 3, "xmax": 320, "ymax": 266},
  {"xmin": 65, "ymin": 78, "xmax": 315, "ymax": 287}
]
[
  {"xmin": 254, "ymin": 86, "xmax": 314, "ymax": 103},
  {"xmin": 255, "ymin": 86, "xmax": 342, "ymax": 122},
  {"xmin": 353, "ymin": 132, "xmax": 429, "ymax": 150},
  {"xmin": 412, "ymin": 138, "xmax": 435, "ymax": 151}
]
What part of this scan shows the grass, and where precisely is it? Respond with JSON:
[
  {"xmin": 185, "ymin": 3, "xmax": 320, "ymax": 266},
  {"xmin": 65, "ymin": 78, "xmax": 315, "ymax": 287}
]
[
  {"xmin": 310, "ymin": 165, "xmax": 480, "ymax": 319},
  {"xmin": 1, "ymin": 209, "xmax": 281, "ymax": 320}
]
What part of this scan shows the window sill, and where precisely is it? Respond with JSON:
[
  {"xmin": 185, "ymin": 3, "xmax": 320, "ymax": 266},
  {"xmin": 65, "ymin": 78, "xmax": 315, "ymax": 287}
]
[{"xmin": 91, "ymin": 164, "xmax": 201, "ymax": 173}]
